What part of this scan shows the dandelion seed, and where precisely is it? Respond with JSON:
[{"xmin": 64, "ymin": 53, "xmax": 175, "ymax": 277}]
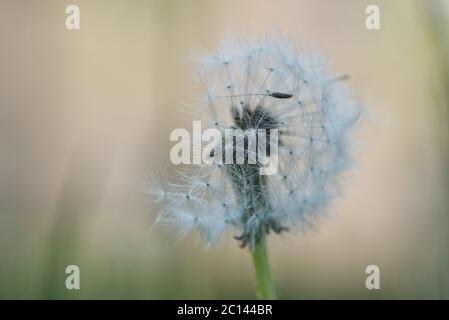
[{"xmin": 147, "ymin": 37, "xmax": 360, "ymax": 299}]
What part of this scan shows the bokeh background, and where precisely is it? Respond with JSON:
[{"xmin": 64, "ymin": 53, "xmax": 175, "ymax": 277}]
[{"xmin": 0, "ymin": 0, "xmax": 448, "ymax": 299}]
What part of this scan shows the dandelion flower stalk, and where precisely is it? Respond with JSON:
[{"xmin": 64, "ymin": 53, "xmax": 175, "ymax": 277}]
[
  {"xmin": 147, "ymin": 37, "xmax": 360, "ymax": 299},
  {"xmin": 252, "ymin": 232, "xmax": 276, "ymax": 299}
]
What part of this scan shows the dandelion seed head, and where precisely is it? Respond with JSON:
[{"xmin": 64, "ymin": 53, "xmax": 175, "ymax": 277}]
[{"xmin": 149, "ymin": 37, "xmax": 360, "ymax": 248}]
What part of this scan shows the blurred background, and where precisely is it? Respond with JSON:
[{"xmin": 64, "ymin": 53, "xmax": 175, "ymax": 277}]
[{"xmin": 0, "ymin": 0, "xmax": 448, "ymax": 299}]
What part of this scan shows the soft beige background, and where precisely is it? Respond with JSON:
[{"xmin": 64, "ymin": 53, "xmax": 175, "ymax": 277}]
[{"xmin": 0, "ymin": 0, "xmax": 448, "ymax": 298}]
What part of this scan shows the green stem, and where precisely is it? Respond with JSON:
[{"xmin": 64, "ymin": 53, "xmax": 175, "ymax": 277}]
[{"xmin": 251, "ymin": 232, "xmax": 276, "ymax": 300}]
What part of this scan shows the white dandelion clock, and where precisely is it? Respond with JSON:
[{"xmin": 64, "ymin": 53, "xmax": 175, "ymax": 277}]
[{"xmin": 148, "ymin": 37, "xmax": 360, "ymax": 299}]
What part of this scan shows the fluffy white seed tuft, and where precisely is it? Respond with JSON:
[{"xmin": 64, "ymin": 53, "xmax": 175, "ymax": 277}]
[{"xmin": 149, "ymin": 38, "xmax": 360, "ymax": 248}]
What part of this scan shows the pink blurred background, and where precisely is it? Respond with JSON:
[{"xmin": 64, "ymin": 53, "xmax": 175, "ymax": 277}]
[{"xmin": 0, "ymin": 0, "xmax": 448, "ymax": 298}]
